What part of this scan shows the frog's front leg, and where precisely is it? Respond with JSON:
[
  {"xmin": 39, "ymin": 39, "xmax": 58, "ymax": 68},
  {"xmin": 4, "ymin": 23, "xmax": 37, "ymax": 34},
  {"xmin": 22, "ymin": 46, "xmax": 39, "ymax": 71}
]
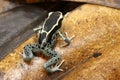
[
  {"xmin": 43, "ymin": 50, "xmax": 64, "ymax": 73},
  {"xmin": 33, "ymin": 26, "xmax": 42, "ymax": 36},
  {"xmin": 57, "ymin": 31, "xmax": 75, "ymax": 46}
]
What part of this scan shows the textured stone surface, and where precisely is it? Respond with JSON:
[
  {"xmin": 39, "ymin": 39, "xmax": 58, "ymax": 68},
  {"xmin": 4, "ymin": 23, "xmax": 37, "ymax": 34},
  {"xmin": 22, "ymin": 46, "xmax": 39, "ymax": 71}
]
[
  {"xmin": 1, "ymin": 3, "xmax": 120, "ymax": 80},
  {"xmin": 60, "ymin": 4, "xmax": 120, "ymax": 80}
]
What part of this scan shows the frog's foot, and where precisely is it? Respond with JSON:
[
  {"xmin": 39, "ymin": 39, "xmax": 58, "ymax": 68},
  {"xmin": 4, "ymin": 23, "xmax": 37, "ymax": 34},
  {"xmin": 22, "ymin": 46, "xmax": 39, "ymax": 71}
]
[
  {"xmin": 44, "ymin": 60, "xmax": 64, "ymax": 73},
  {"xmin": 51, "ymin": 60, "xmax": 65, "ymax": 72},
  {"xmin": 61, "ymin": 32, "xmax": 75, "ymax": 47}
]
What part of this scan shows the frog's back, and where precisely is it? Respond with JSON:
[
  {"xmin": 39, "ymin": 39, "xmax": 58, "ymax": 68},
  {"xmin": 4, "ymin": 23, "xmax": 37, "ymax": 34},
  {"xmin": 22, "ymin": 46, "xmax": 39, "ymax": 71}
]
[{"xmin": 39, "ymin": 11, "xmax": 63, "ymax": 45}]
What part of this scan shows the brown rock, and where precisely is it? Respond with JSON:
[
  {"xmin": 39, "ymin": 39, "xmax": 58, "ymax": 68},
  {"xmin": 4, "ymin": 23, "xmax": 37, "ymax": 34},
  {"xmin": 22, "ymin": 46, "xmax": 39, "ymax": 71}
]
[{"xmin": 60, "ymin": 4, "xmax": 120, "ymax": 80}]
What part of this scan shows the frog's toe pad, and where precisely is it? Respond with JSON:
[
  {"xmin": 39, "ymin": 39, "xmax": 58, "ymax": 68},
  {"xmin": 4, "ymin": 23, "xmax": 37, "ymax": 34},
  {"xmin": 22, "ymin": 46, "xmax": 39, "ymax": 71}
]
[
  {"xmin": 51, "ymin": 60, "xmax": 64, "ymax": 72},
  {"xmin": 51, "ymin": 66, "xmax": 63, "ymax": 72}
]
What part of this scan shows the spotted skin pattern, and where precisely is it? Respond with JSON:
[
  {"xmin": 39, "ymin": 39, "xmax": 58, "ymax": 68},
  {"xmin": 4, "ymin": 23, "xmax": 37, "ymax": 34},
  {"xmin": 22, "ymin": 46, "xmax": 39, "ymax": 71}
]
[{"xmin": 21, "ymin": 11, "xmax": 75, "ymax": 73}]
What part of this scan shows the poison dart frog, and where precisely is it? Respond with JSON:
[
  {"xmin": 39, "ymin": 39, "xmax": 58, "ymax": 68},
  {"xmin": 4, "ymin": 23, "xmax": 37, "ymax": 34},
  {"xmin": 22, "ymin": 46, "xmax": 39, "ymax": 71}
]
[{"xmin": 21, "ymin": 11, "xmax": 75, "ymax": 72}]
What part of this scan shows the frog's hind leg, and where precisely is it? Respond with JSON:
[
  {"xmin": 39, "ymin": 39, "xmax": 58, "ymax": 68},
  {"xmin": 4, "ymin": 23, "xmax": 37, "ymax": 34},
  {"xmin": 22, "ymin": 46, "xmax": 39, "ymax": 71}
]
[
  {"xmin": 21, "ymin": 44, "xmax": 41, "ymax": 62},
  {"xmin": 21, "ymin": 44, "xmax": 34, "ymax": 62},
  {"xmin": 43, "ymin": 51, "xmax": 64, "ymax": 73}
]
